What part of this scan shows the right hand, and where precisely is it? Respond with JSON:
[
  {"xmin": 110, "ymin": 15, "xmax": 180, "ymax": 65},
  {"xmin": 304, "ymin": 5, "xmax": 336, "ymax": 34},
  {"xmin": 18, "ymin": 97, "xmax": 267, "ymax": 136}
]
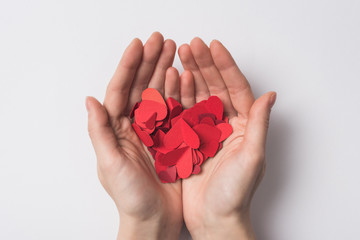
[{"xmin": 178, "ymin": 37, "xmax": 276, "ymax": 240}]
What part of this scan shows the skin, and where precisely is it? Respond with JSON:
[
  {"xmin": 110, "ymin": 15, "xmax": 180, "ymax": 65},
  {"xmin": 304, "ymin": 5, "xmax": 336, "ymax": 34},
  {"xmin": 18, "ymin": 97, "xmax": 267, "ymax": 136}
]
[
  {"xmin": 178, "ymin": 38, "xmax": 276, "ymax": 239},
  {"xmin": 86, "ymin": 32, "xmax": 185, "ymax": 239},
  {"xmin": 86, "ymin": 33, "xmax": 276, "ymax": 240}
]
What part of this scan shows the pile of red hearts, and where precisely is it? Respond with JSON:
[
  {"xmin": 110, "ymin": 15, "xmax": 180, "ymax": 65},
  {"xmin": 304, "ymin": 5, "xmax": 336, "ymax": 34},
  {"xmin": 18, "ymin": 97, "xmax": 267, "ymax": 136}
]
[{"xmin": 131, "ymin": 88, "xmax": 233, "ymax": 183}]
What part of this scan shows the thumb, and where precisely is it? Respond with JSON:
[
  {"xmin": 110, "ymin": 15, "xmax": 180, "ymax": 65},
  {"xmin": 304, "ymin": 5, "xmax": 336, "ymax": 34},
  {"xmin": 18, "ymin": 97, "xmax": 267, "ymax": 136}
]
[
  {"xmin": 243, "ymin": 91, "xmax": 277, "ymax": 156},
  {"xmin": 86, "ymin": 96, "xmax": 119, "ymax": 165}
]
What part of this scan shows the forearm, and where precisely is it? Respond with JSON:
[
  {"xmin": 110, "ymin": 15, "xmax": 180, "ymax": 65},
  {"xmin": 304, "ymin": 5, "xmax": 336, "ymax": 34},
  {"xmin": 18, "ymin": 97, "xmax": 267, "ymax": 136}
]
[
  {"xmin": 189, "ymin": 213, "xmax": 256, "ymax": 240},
  {"xmin": 117, "ymin": 215, "xmax": 182, "ymax": 240}
]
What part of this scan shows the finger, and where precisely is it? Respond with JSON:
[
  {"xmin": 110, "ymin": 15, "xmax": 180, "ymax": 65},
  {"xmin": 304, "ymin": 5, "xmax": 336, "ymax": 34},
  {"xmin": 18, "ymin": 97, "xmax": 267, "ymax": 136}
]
[
  {"xmin": 242, "ymin": 92, "xmax": 276, "ymax": 162},
  {"xmin": 210, "ymin": 40, "xmax": 255, "ymax": 118},
  {"xmin": 178, "ymin": 44, "xmax": 210, "ymax": 102},
  {"xmin": 180, "ymin": 70, "xmax": 196, "ymax": 109},
  {"xmin": 86, "ymin": 96, "xmax": 120, "ymax": 167},
  {"xmin": 127, "ymin": 32, "xmax": 164, "ymax": 114},
  {"xmin": 190, "ymin": 37, "xmax": 236, "ymax": 117},
  {"xmin": 148, "ymin": 39, "xmax": 176, "ymax": 94},
  {"xmin": 104, "ymin": 38, "xmax": 143, "ymax": 120},
  {"xmin": 164, "ymin": 67, "xmax": 180, "ymax": 101}
]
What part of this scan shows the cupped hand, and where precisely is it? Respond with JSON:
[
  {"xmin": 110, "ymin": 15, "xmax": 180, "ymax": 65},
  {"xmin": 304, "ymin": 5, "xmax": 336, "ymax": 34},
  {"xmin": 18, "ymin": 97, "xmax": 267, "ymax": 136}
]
[
  {"xmin": 178, "ymin": 38, "xmax": 276, "ymax": 239},
  {"xmin": 86, "ymin": 32, "xmax": 187, "ymax": 240}
]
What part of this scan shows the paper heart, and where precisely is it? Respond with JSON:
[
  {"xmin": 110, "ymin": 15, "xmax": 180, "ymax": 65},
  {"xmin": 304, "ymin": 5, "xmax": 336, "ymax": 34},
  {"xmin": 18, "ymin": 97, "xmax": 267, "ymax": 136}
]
[
  {"xmin": 131, "ymin": 88, "xmax": 233, "ymax": 183},
  {"xmin": 158, "ymin": 166, "xmax": 177, "ymax": 183},
  {"xmin": 142, "ymin": 88, "xmax": 166, "ymax": 106}
]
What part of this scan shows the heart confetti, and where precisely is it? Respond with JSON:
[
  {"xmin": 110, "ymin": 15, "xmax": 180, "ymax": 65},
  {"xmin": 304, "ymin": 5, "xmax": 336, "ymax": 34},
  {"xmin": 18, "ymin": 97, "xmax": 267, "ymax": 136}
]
[{"xmin": 131, "ymin": 88, "xmax": 233, "ymax": 183}]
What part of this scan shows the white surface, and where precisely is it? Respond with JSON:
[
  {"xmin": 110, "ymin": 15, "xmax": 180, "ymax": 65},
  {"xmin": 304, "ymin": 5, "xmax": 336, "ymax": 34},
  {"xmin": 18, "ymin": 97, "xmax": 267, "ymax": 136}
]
[{"xmin": 1, "ymin": 0, "xmax": 360, "ymax": 239}]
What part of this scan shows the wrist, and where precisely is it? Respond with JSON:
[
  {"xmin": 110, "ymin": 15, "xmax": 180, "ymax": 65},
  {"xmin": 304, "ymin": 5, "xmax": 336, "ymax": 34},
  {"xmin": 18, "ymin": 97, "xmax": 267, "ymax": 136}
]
[
  {"xmin": 189, "ymin": 212, "xmax": 256, "ymax": 240},
  {"xmin": 117, "ymin": 214, "xmax": 183, "ymax": 240}
]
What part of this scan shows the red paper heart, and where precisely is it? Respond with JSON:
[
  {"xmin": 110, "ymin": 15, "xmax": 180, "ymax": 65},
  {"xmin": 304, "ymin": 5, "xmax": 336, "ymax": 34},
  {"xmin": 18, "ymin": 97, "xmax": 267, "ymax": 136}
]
[
  {"xmin": 158, "ymin": 166, "xmax": 177, "ymax": 183},
  {"xmin": 205, "ymin": 96, "xmax": 223, "ymax": 120},
  {"xmin": 163, "ymin": 120, "xmax": 183, "ymax": 149},
  {"xmin": 179, "ymin": 118, "xmax": 200, "ymax": 149},
  {"xmin": 158, "ymin": 147, "xmax": 189, "ymax": 166},
  {"xmin": 193, "ymin": 124, "xmax": 221, "ymax": 158},
  {"xmin": 200, "ymin": 116, "xmax": 215, "ymax": 126},
  {"xmin": 142, "ymin": 88, "xmax": 166, "ymax": 106},
  {"xmin": 193, "ymin": 123, "xmax": 221, "ymax": 143},
  {"xmin": 216, "ymin": 123, "xmax": 233, "ymax": 142},
  {"xmin": 196, "ymin": 150, "xmax": 204, "ymax": 165},
  {"xmin": 136, "ymin": 100, "xmax": 167, "ymax": 122},
  {"xmin": 176, "ymin": 147, "xmax": 193, "ymax": 178},
  {"xmin": 132, "ymin": 123, "xmax": 153, "ymax": 147},
  {"xmin": 131, "ymin": 88, "xmax": 233, "ymax": 183},
  {"xmin": 167, "ymin": 97, "xmax": 182, "ymax": 119},
  {"xmin": 200, "ymin": 139, "xmax": 219, "ymax": 158},
  {"xmin": 130, "ymin": 102, "xmax": 140, "ymax": 118},
  {"xmin": 192, "ymin": 164, "xmax": 201, "ymax": 174},
  {"xmin": 145, "ymin": 112, "xmax": 157, "ymax": 130},
  {"xmin": 192, "ymin": 149, "xmax": 198, "ymax": 164},
  {"xmin": 153, "ymin": 130, "xmax": 170, "ymax": 154}
]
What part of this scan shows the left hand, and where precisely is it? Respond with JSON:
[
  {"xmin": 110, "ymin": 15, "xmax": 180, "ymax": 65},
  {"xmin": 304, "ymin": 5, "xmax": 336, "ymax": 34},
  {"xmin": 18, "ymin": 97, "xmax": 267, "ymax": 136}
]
[{"xmin": 87, "ymin": 32, "xmax": 185, "ymax": 240}]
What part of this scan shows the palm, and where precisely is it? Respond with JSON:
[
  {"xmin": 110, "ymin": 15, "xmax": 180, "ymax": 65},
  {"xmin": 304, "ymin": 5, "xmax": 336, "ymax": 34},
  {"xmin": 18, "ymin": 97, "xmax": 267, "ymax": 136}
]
[
  {"xmin": 182, "ymin": 116, "xmax": 260, "ymax": 228},
  {"xmin": 88, "ymin": 32, "xmax": 183, "ymax": 224},
  {"xmin": 178, "ymin": 38, "xmax": 272, "ymax": 232},
  {"xmin": 103, "ymin": 116, "xmax": 182, "ymax": 219}
]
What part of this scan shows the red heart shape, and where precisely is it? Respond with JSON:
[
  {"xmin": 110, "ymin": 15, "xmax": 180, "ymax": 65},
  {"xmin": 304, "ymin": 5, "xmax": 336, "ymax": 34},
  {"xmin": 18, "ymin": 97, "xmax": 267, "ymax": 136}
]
[
  {"xmin": 131, "ymin": 88, "xmax": 233, "ymax": 183},
  {"xmin": 216, "ymin": 123, "xmax": 233, "ymax": 142},
  {"xmin": 158, "ymin": 166, "xmax": 177, "ymax": 183},
  {"xmin": 142, "ymin": 88, "xmax": 166, "ymax": 106},
  {"xmin": 132, "ymin": 123, "xmax": 153, "ymax": 147}
]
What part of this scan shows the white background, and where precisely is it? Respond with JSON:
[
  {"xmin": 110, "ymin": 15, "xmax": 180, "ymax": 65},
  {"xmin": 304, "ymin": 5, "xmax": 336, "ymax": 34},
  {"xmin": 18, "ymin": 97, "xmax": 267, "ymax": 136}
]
[{"xmin": 1, "ymin": 0, "xmax": 360, "ymax": 239}]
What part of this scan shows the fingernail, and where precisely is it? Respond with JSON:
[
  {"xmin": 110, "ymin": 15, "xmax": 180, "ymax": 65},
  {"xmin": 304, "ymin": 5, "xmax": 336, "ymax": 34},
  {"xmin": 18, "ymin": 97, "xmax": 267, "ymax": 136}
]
[{"xmin": 269, "ymin": 92, "xmax": 277, "ymax": 108}]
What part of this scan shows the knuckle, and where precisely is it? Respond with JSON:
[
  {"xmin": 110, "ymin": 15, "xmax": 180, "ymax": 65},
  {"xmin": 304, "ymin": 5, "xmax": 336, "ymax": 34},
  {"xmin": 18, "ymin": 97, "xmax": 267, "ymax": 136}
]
[{"xmin": 264, "ymin": 116, "xmax": 270, "ymax": 130}]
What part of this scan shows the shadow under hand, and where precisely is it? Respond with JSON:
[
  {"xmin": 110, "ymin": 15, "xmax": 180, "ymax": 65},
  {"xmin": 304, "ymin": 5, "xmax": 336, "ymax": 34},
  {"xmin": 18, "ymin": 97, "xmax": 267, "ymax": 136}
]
[
  {"xmin": 251, "ymin": 112, "xmax": 293, "ymax": 240},
  {"xmin": 179, "ymin": 224, "xmax": 192, "ymax": 240}
]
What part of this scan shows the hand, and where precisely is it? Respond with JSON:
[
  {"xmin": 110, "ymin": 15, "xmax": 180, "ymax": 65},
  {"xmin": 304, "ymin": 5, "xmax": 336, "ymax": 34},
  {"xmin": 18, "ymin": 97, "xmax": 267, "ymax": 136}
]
[
  {"xmin": 178, "ymin": 38, "xmax": 276, "ymax": 239},
  {"xmin": 86, "ymin": 32, "xmax": 185, "ymax": 240}
]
